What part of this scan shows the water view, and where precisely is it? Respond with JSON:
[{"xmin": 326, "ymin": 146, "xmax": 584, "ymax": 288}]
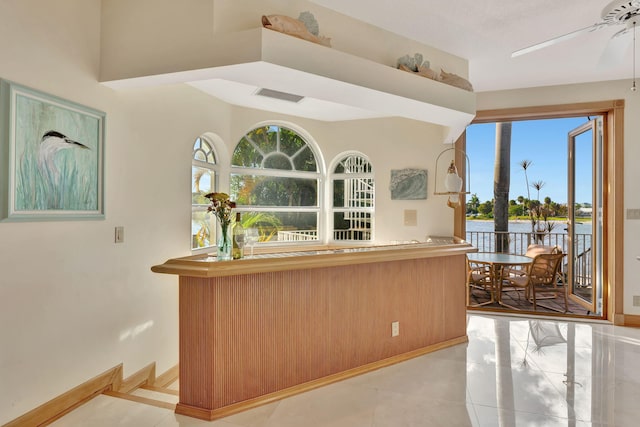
[
  {"xmin": 465, "ymin": 219, "xmax": 592, "ymax": 259},
  {"xmin": 467, "ymin": 219, "xmax": 579, "ymax": 233}
]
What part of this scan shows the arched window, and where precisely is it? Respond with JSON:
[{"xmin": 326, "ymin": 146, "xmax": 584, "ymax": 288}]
[
  {"xmin": 331, "ymin": 152, "xmax": 374, "ymax": 241},
  {"xmin": 230, "ymin": 124, "xmax": 321, "ymax": 244},
  {"xmin": 191, "ymin": 136, "xmax": 218, "ymax": 249}
]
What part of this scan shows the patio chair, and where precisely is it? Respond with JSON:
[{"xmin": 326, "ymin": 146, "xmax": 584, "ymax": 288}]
[
  {"xmin": 504, "ymin": 252, "xmax": 567, "ymax": 312},
  {"xmin": 467, "ymin": 257, "xmax": 494, "ymax": 306},
  {"xmin": 504, "ymin": 244, "xmax": 560, "ymax": 278}
]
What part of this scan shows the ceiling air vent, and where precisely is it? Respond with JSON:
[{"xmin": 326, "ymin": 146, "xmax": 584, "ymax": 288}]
[{"xmin": 255, "ymin": 88, "xmax": 304, "ymax": 103}]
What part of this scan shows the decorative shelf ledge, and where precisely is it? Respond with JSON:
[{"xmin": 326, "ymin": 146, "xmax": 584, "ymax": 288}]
[{"xmin": 101, "ymin": 28, "xmax": 476, "ymax": 142}]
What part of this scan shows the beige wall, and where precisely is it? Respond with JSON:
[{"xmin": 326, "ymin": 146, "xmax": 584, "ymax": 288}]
[
  {"xmin": 0, "ymin": 0, "xmax": 454, "ymax": 422},
  {"xmin": 477, "ymin": 81, "xmax": 640, "ymax": 315}
]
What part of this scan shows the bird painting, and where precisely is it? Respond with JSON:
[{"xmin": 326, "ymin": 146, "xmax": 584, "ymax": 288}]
[
  {"xmin": 38, "ymin": 130, "xmax": 90, "ymax": 183},
  {"xmin": 33, "ymin": 130, "xmax": 91, "ymax": 209},
  {"xmin": 5, "ymin": 80, "xmax": 104, "ymax": 218}
]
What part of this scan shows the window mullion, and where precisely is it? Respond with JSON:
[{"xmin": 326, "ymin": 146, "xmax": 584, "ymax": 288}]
[
  {"xmin": 231, "ymin": 167, "xmax": 320, "ymax": 179},
  {"xmin": 231, "ymin": 124, "xmax": 323, "ymax": 245},
  {"xmin": 330, "ymin": 153, "xmax": 374, "ymax": 242}
]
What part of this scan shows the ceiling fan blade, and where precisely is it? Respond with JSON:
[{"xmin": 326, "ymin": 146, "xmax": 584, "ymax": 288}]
[
  {"xmin": 598, "ymin": 27, "xmax": 633, "ymax": 68},
  {"xmin": 511, "ymin": 23, "xmax": 606, "ymax": 58}
]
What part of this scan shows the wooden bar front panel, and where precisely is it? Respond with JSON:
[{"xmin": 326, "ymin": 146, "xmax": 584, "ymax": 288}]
[{"xmin": 178, "ymin": 254, "xmax": 466, "ymax": 415}]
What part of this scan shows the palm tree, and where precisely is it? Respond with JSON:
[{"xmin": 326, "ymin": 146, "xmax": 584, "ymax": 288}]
[
  {"xmin": 516, "ymin": 195, "xmax": 525, "ymax": 216},
  {"xmin": 494, "ymin": 122, "xmax": 511, "ymax": 253},
  {"xmin": 240, "ymin": 212, "xmax": 282, "ymax": 242},
  {"xmin": 531, "ymin": 180, "xmax": 545, "ymax": 201},
  {"xmin": 519, "ymin": 159, "xmax": 536, "ymax": 234},
  {"xmin": 467, "ymin": 193, "xmax": 480, "ymax": 214},
  {"xmin": 530, "ymin": 180, "xmax": 546, "ymax": 240},
  {"xmin": 519, "ymin": 160, "xmax": 533, "ymax": 199}
]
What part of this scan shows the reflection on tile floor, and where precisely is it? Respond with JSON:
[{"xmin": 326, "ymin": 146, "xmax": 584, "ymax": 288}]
[{"xmin": 51, "ymin": 314, "xmax": 640, "ymax": 426}]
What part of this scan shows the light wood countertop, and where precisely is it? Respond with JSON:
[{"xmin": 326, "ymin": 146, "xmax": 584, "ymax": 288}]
[{"xmin": 152, "ymin": 239, "xmax": 477, "ymax": 278}]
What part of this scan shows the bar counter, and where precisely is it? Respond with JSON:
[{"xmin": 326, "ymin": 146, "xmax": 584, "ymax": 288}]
[{"xmin": 152, "ymin": 240, "xmax": 475, "ymax": 421}]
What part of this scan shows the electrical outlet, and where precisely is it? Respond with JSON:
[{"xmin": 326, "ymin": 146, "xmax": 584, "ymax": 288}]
[
  {"xmin": 115, "ymin": 226, "xmax": 124, "ymax": 243},
  {"xmin": 391, "ymin": 321, "xmax": 400, "ymax": 337},
  {"xmin": 634, "ymin": 296, "xmax": 640, "ymax": 307}
]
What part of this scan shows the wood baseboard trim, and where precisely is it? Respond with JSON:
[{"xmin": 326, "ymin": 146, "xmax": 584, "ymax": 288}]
[
  {"xmin": 103, "ymin": 390, "xmax": 176, "ymax": 411},
  {"xmin": 176, "ymin": 335, "xmax": 468, "ymax": 421},
  {"xmin": 154, "ymin": 364, "xmax": 179, "ymax": 388},
  {"xmin": 2, "ymin": 363, "xmax": 179, "ymax": 427},
  {"xmin": 118, "ymin": 362, "xmax": 156, "ymax": 393},
  {"xmin": 2, "ymin": 364, "xmax": 123, "ymax": 427},
  {"xmin": 140, "ymin": 384, "xmax": 180, "ymax": 396},
  {"xmin": 618, "ymin": 314, "xmax": 640, "ymax": 327}
]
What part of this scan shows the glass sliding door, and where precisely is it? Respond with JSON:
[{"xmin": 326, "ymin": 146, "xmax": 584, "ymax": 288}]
[{"xmin": 567, "ymin": 117, "xmax": 603, "ymax": 315}]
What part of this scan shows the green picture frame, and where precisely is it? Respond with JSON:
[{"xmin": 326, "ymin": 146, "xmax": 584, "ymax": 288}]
[{"xmin": 0, "ymin": 79, "xmax": 105, "ymax": 221}]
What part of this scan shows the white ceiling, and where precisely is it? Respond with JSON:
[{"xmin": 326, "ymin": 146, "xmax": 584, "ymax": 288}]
[
  {"xmin": 189, "ymin": 79, "xmax": 388, "ymax": 121},
  {"xmin": 310, "ymin": 0, "xmax": 637, "ymax": 92},
  {"xmin": 181, "ymin": 0, "xmax": 637, "ymax": 125}
]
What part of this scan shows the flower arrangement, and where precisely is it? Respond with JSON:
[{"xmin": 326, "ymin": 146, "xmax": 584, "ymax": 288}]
[
  {"xmin": 204, "ymin": 192, "xmax": 236, "ymax": 260},
  {"xmin": 204, "ymin": 192, "xmax": 236, "ymax": 228}
]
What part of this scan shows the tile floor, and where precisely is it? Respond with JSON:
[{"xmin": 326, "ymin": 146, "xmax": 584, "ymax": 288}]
[{"xmin": 51, "ymin": 313, "xmax": 640, "ymax": 426}]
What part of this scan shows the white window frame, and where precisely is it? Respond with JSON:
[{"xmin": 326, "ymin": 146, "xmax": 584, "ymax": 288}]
[
  {"xmin": 329, "ymin": 151, "xmax": 375, "ymax": 243},
  {"xmin": 230, "ymin": 121, "xmax": 325, "ymax": 246},
  {"xmin": 191, "ymin": 133, "xmax": 227, "ymax": 253}
]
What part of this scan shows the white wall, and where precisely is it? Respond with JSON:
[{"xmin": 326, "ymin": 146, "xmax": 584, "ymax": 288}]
[
  {"xmin": 100, "ymin": 0, "xmax": 469, "ymax": 84},
  {"xmin": 0, "ymin": 0, "xmax": 455, "ymax": 422},
  {"xmin": 0, "ymin": 0, "xmax": 234, "ymax": 422},
  {"xmin": 212, "ymin": 0, "xmax": 468, "ymax": 78},
  {"xmin": 477, "ymin": 81, "xmax": 640, "ymax": 315}
]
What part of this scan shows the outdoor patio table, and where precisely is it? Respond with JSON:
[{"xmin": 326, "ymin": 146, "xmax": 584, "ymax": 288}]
[{"xmin": 467, "ymin": 252, "xmax": 533, "ymax": 309}]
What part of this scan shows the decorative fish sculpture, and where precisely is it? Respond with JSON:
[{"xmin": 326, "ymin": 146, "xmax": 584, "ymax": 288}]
[{"xmin": 262, "ymin": 14, "xmax": 331, "ymax": 47}]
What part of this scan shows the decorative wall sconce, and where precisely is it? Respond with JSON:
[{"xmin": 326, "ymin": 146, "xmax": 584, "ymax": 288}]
[{"xmin": 434, "ymin": 147, "xmax": 470, "ymax": 208}]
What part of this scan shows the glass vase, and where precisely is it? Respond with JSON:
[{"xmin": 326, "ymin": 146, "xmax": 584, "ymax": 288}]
[{"xmin": 217, "ymin": 223, "xmax": 232, "ymax": 261}]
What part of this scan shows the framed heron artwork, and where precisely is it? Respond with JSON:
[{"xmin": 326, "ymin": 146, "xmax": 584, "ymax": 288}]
[{"xmin": 0, "ymin": 79, "xmax": 105, "ymax": 220}]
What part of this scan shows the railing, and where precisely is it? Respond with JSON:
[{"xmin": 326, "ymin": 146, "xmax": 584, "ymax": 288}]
[
  {"xmin": 575, "ymin": 247, "xmax": 592, "ymax": 288},
  {"xmin": 276, "ymin": 229, "xmax": 372, "ymax": 242},
  {"xmin": 277, "ymin": 230, "xmax": 317, "ymax": 241},
  {"xmin": 466, "ymin": 230, "xmax": 592, "ymax": 288},
  {"xmin": 333, "ymin": 229, "xmax": 372, "ymax": 241}
]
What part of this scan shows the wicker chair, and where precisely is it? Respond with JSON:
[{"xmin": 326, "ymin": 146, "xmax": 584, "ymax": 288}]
[
  {"xmin": 504, "ymin": 244, "xmax": 560, "ymax": 277},
  {"xmin": 467, "ymin": 257, "xmax": 495, "ymax": 306},
  {"xmin": 505, "ymin": 252, "xmax": 567, "ymax": 312}
]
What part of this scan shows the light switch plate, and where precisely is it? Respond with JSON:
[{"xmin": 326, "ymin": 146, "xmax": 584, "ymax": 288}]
[
  {"xmin": 115, "ymin": 226, "xmax": 124, "ymax": 243},
  {"xmin": 627, "ymin": 209, "xmax": 640, "ymax": 220},
  {"xmin": 404, "ymin": 209, "xmax": 417, "ymax": 226}
]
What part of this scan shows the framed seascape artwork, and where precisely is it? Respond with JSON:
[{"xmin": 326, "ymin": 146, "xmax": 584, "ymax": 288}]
[
  {"xmin": 390, "ymin": 169, "xmax": 428, "ymax": 200},
  {"xmin": 0, "ymin": 79, "xmax": 105, "ymax": 220}
]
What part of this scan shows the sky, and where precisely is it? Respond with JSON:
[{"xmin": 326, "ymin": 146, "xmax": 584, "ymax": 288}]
[{"xmin": 465, "ymin": 116, "xmax": 597, "ymax": 205}]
